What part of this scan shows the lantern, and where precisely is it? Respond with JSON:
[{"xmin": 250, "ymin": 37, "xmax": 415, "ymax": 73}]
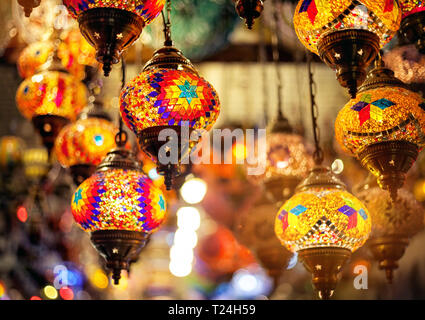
[
  {"xmin": 22, "ymin": 147, "xmax": 50, "ymax": 182},
  {"xmin": 120, "ymin": 46, "xmax": 220, "ymax": 190},
  {"xmin": 71, "ymin": 134, "xmax": 167, "ymax": 284},
  {"xmin": 246, "ymin": 117, "xmax": 313, "ymax": 204},
  {"xmin": 17, "ymin": 30, "xmax": 97, "ymax": 80},
  {"xmin": 399, "ymin": 0, "xmax": 425, "ymax": 54},
  {"xmin": 62, "ymin": 0, "xmax": 165, "ymax": 76},
  {"xmin": 335, "ymin": 61, "xmax": 425, "ymax": 200},
  {"xmin": 275, "ymin": 166, "xmax": 371, "ymax": 299},
  {"xmin": 55, "ymin": 115, "xmax": 118, "ymax": 185},
  {"xmin": 293, "ymin": 0, "xmax": 401, "ymax": 97},
  {"xmin": 0, "ymin": 136, "xmax": 25, "ymax": 170},
  {"xmin": 355, "ymin": 174, "xmax": 424, "ymax": 283},
  {"xmin": 233, "ymin": 0, "xmax": 264, "ymax": 29},
  {"xmin": 16, "ymin": 47, "xmax": 88, "ymax": 155}
]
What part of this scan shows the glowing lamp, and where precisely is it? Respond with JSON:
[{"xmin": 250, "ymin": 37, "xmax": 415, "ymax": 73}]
[
  {"xmin": 246, "ymin": 117, "xmax": 313, "ymax": 204},
  {"xmin": 22, "ymin": 147, "xmax": 50, "ymax": 182},
  {"xmin": 120, "ymin": 46, "xmax": 220, "ymax": 190},
  {"xmin": 335, "ymin": 62, "xmax": 425, "ymax": 200},
  {"xmin": 234, "ymin": 191, "xmax": 292, "ymax": 285},
  {"xmin": 17, "ymin": 31, "xmax": 97, "ymax": 80},
  {"xmin": 63, "ymin": 0, "xmax": 165, "ymax": 76},
  {"xmin": 0, "ymin": 136, "xmax": 25, "ymax": 170},
  {"xmin": 275, "ymin": 166, "xmax": 371, "ymax": 299},
  {"xmin": 355, "ymin": 175, "xmax": 424, "ymax": 283},
  {"xmin": 17, "ymin": 0, "xmax": 41, "ymax": 17},
  {"xmin": 55, "ymin": 117, "xmax": 118, "ymax": 185},
  {"xmin": 71, "ymin": 135, "xmax": 167, "ymax": 284},
  {"xmin": 399, "ymin": 0, "xmax": 425, "ymax": 53},
  {"xmin": 234, "ymin": 0, "xmax": 264, "ymax": 30},
  {"xmin": 16, "ymin": 53, "xmax": 88, "ymax": 154},
  {"xmin": 294, "ymin": 0, "xmax": 401, "ymax": 97}
]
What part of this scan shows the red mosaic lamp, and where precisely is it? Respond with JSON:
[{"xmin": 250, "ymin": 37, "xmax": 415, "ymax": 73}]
[{"xmin": 120, "ymin": 2, "xmax": 220, "ymax": 190}]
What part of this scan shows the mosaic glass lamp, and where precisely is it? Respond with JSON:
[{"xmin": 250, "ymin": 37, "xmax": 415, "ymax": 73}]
[
  {"xmin": 275, "ymin": 165, "xmax": 371, "ymax": 299},
  {"xmin": 233, "ymin": 0, "xmax": 264, "ymax": 29},
  {"xmin": 17, "ymin": 30, "xmax": 97, "ymax": 80},
  {"xmin": 55, "ymin": 106, "xmax": 117, "ymax": 185},
  {"xmin": 293, "ymin": 0, "xmax": 401, "ymax": 97},
  {"xmin": 71, "ymin": 132, "xmax": 167, "ymax": 284},
  {"xmin": 62, "ymin": 0, "xmax": 165, "ymax": 76},
  {"xmin": 120, "ymin": 46, "xmax": 220, "ymax": 190},
  {"xmin": 355, "ymin": 174, "xmax": 424, "ymax": 283},
  {"xmin": 335, "ymin": 60, "xmax": 425, "ymax": 200},
  {"xmin": 16, "ymin": 47, "xmax": 88, "ymax": 155},
  {"xmin": 247, "ymin": 117, "xmax": 313, "ymax": 205},
  {"xmin": 399, "ymin": 0, "xmax": 425, "ymax": 54}
]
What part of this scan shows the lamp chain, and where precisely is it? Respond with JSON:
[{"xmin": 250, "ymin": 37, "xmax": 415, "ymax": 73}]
[
  {"xmin": 271, "ymin": 0, "xmax": 284, "ymax": 120},
  {"xmin": 307, "ymin": 51, "xmax": 324, "ymax": 165},
  {"xmin": 161, "ymin": 0, "xmax": 173, "ymax": 46},
  {"xmin": 116, "ymin": 58, "xmax": 127, "ymax": 147}
]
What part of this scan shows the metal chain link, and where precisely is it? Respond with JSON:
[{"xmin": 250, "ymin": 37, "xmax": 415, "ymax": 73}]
[
  {"xmin": 307, "ymin": 51, "xmax": 324, "ymax": 165},
  {"xmin": 271, "ymin": 0, "xmax": 284, "ymax": 120},
  {"xmin": 116, "ymin": 58, "xmax": 127, "ymax": 147},
  {"xmin": 161, "ymin": 0, "xmax": 172, "ymax": 46}
]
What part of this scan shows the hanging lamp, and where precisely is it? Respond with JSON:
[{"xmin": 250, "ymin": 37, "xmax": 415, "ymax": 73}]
[
  {"xmin": 293, "ymin": 0, "xmax": 401, "ymax": 98},
  {"xmin": 71, "ymin": 129, "xmax": 167, "ymax": 284},
  {"xmin": 120, "ymin": 0, "xmax": 220, "ymax": 190},
  {"xmin": 55, "ymin": 80, "xmax": 119, "ymax": 185},
  {"xmin": 233, "ymin": 0, "xmax": 264, "ymax": 29},
  {"xmin": 274, "ymin": 53, "xmax": 371, "ymax": 300},
  {"xmin": 16, "ymin": 34, "xmax": 88, "ymax": 156},
  {"xmin": 355, "ymin": 174, "xmax": 424, "ymax": 283},
  {"xmin": 62, "ymin": 0, "xmax": 165, "ymax": 76},
  {"xmin": 335, "ymin": 57, "xmax": 425, "ymax": 200},
  {"xmin": 247, "ymin": 12, "xmax": 313, "ymax": 204},
  {"xmin": 399, "ymin": 0, "xmax": 425, "ymax": 54}
]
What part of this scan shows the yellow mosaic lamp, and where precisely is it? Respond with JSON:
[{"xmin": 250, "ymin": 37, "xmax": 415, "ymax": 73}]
[
  {"xmin": 16, "ymin": 41, "xmax": 88, "ymax": 155},
  {"xmin": 294, "ymin": 0, "xmax": 401, "ymax": 97},
  {"xmin": 335, "ymin": 59, "xmax": 425, "ymax": 200},
  {"xmin": 275, "ymin": 165, "xmax": 371, "ymax": 299},
  {"xmin": 355, "ymin": 174, "xmax": 424, "ymax": 283}
]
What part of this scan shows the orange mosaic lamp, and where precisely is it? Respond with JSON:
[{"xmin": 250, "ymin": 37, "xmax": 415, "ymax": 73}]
[
  {"xmin": 120, "ymin": 46, "xmax": 220, "ymax": 190},
  {"xmin": 17, "ymin": 30, "xmax": 97, "ymax": 80},
  {"xmin": 63, "ymin": 0, "xmax": 165, "ymax": 76},
  {"xmin": 355, "ymin": 174, "xmax": 424, "ymax": 283},
  {"xmin": 294, "ymin": 0, "xmax": 401, "ymax": 97},
  {"xmin": 399, "ymin": 0, "xmax": 425, "ymax": 53},
  {"xmin": 71, "ymin": 132, "xmax": 167, "ymax": 284},
  {"xmin": 55, "ymin": 117, "xmax": 118, "ymax": 185},
  {"xmin": 335, "ymin": 60, "xmax": 425, "ymax": 200},
  {"xmin": 275, "ymin": 166, "xmax": 371, "ymax": 299},
  {"xmin": 16, "ymin": 52, "xmax": 88, "ymax": 155}
]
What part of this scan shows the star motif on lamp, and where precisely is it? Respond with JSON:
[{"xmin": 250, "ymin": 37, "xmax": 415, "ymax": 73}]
[
  {"xmin": 315, "ymin": 264, "xmax": 322, "ymax": 270},
  {"xmin": 73, "ymin": 188, "xmax": 83, "ymax": 206},
  {"xmin": 178, "ymin": 80, "xmax": 198, "ymax": 105},
  {"xmin": 158, "ymin": 195, "xmax": 166, "ymax": 211}
]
